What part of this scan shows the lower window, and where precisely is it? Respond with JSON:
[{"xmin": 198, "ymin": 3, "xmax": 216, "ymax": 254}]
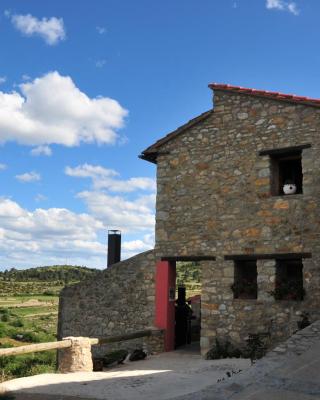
[
  {"xmin": 274, "ymin": 259, "xmax": 304, "ymax": 301},
  {"xmin": 231, "ymin": 260, "xmax": 257, "ymax": 299}
]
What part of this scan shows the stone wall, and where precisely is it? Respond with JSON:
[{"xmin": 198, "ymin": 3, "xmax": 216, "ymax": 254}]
[
  {"xmin": 58, "ymin": 250, "xmax": 163, "ymax": 356},
  {"xmin": 154, "ymin": 90, "xmax": 320, "ymax": 355}
]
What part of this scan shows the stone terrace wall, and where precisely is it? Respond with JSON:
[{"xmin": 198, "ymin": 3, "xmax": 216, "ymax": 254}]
[
  {"xmin": 58, "ymin": 250, "xmax": 162, "ymax": 356},
  {"xmin": 155, "ymin": 90, "xmax": 320, "ymax": 355}
]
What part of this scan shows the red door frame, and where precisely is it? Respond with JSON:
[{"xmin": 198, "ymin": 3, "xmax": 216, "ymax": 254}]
[{"xmin": 154, "ymin": 260, "xmax": 176, "ymax": 351}]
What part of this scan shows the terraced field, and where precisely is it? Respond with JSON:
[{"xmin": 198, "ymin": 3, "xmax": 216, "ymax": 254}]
[
  {"xmin": 0, "ymin": 294, "xmax": 59, "ymax": 382},
  {"xmin": 0, "ymin": 265, "xmax": 99, "ymax": 382}
]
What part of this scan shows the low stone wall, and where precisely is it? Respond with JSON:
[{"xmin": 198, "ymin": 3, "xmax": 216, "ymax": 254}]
[
  {"xmin": 266, "ymin": 320, "xmax": 320, "ymax": 358},
  {"xmin": 58, "ymin": 250, "xmax": 163, "ymax": 356}
]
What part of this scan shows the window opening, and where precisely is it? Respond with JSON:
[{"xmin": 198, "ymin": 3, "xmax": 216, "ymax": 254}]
[
  {"xmin": 274, "ymin": 259, "xmax": 304, "ymax": 301},
  {"xmin": 270, "ymin": 151, "xmax": 303, "ymax": 195},
  {"xmin": 232, "ymin": 260, "xmax": 257, "ymax": 299}
]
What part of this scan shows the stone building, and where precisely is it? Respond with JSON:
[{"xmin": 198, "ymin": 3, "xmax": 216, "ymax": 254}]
[{"xmin": 59, "ymin": 84, "xmax": 320, "ymax": 357}]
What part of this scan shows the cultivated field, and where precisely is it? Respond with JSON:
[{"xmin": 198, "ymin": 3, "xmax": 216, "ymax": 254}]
[
  {"xmin": 0, "ymin": 266, "xmax": 98, "ymax": 382},
  {"xmin": 0, "ymin": 290, "xmax": 59, "ymax": 382}
]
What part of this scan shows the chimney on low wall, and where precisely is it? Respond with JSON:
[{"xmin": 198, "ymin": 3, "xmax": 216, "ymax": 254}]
[{"xmin": 107, "ymin": 230, "xmax": 121, "ymax": 267}]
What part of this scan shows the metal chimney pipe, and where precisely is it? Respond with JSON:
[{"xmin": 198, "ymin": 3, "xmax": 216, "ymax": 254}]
[{"xmin": 107, "ymin": 230, "xmax": 121, "ymax": 267}]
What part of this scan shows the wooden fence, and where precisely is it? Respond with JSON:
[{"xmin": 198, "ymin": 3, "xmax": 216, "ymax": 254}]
[{"xmin": 0, "ymin": 329, "xmax": 164, "ymax": 373}]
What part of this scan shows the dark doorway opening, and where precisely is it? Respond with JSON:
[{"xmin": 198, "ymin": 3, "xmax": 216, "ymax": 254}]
[{"xmin": 175, "ymin": 261, "xmax": 201, "ymax": 351}]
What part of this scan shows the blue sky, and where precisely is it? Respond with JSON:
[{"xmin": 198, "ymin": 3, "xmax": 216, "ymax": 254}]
[{"xmin": 0, "ymin": 0, "xmax": 319, "ymax": 269}]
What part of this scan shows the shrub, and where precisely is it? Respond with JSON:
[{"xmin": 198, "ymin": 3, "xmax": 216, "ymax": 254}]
[
  {"xmin": 0, "ymin": 322, "xmax": 8, "ymax": 338},
  {"xmin": 9, "ymin": 318, "xmax": 24, "ymax": 327},
  {"xmin": 1, "ymin": 314, "xmax": 9, "ymax": 322},
  {"xmin": 42, "ymin": 291, "xmax": 55, "ymax": 296},
  {"xmin": 206, "ymin": 339, "xmax": 243, "ymax": 360},
  {"xmin": 245, "ymin": 333, "xmax": 269, "ymax": 362}
]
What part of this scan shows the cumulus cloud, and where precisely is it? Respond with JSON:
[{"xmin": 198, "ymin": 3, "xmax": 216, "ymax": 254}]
[
  {"xmin": 266, "ymin": 0, "xmax": 299, "ymax": 15},
  {"xmin": 0, "ymin": 196, "xmax": 154, "ymax": 269},
  {"xmin": 30, "ymin": 145, "xmax": 52, "ymax": 156},
  {"xmin": 77, "ymin": 191, "xmax": 155, "ymax": 233},
  {"xmin": 0, "ymin": 197, "xmax": 108, "ymax": 268},
  {"xmin": 0, "ymin": 163, "xmax": 7, "ymax": 170},
  {"xmin": 0, "ymin": 71, "xmax": 128, "ymax": 147},
  {"xmin": 10, "ymin": 13, "xmax": 66, "ymax": 45},
  {"xmin": 65, "ymin": 163, "xmax": 156, "ymax": 193},
  {"xmin": 0, "ymin": 77, "xmax": 7, "ymax": 85},
  {"xmin": 15, "ymin": 171, "xmax": 41, "ymax": 182}
]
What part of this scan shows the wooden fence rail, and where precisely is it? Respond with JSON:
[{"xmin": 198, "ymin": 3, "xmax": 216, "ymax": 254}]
[
  {"xmin": 0, "ymin": 329, "xmax": 162, "ymax": 358},
  {"xmin": 0, "ymin": 339, "xmax": 72, "ymax": 357}
]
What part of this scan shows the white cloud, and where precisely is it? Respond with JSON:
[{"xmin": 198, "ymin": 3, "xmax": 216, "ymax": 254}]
[
  {"xmin": 78, "ymin": 191, "xmax": 155, "ymax": 233},
  {"xmin": 0, "ymin": 196, "xmax": 154, "ymax": 269},
  {"xmin": 35, "ymin": 194, "xmax": 47, "ymax": 202},
  {"xmin": 95, "ymin": 59, "xmax": 107, "ymax": 68},
  {"xmin": 10, "ymin": 13, "xmax": 66, "ymax": 45},
  {"xmin": 0, "ymin": 71, "xmax": 128, "ymax": 147},
  {"xmin": 65, "ymin": 163, "xmax": 156, "ymax": 193},
  {"xmin": 0, "ymin": 77, "xmax": 7, "ymax": 85},
  {"xmin": 266, "ymin": 0, "xmax": 299, "ymax": 15},
  {"xmin": 22, "ymin": 74, "xmax": 31, "ymax": 81},
  {"xmin": 0, "ymin": 197, "xmax": 109, "ymax": 268},
  {"xmin": 96, "ymin": 26, "xmax": 106, "ymax": 34},
  {"xmin": 15, "ymin": 171, "xmax": 41, "ymax": 182},
  {"xmin": 66, "ymin": 164, "xmax": 156, "ymax": 249},
  {"xmin": 122, "ymin": 238, "xmax": 153, "ymax": 252},
  {"xmin": 65, "ymin": 164, "xmax": 118, "ymax": 179},
  {"xmin": 0, "ymin": 163, "xmax": 7, "ymax": 170},
  {"xmin": 30, "ymin": 145, "xmax": 52, "ymax": 156}
]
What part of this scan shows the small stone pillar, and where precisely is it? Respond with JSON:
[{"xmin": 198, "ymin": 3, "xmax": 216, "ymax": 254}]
[{"xmin": 58, "ymin": 337, "xmax": 93, "ymax": 373}]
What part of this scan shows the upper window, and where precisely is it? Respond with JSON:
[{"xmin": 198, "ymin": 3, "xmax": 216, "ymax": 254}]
[
  {"xmin": 270, "ymin": 150, "xmax": 303, "ymax": 196},
  {"xmin": 231, "ymin": 260, "xmax": 257, "ymax": 299},
  {"xmin": 259, "ymin": 144, "xmax": 311, "ymax": 197}
]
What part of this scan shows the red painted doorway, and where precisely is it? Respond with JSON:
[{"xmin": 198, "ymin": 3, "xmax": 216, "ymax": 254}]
[{"xmin": 154, "ymin": 260, "xmax": 176, "ymax": 351}]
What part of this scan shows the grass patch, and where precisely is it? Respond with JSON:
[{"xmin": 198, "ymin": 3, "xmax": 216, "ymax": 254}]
[
  {"xmin": 0, "ymin": 350, "xmax": 56, "ymax": 382},
  {"xmin": 0, "ymin": 297, "xmax": 58, "ymax": 382}
]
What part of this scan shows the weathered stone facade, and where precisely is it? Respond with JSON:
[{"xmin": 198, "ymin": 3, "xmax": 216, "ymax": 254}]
[
  {"xmin": 145, "ymin": 89, "xmax": 320, "ymax": 355},
  {"xmin": 58, "ymin": 250, "xmax": 164, "ymax": 356}
]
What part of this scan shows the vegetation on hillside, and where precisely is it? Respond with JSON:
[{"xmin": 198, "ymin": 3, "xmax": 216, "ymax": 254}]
[
  {"xmin": 0, "ymin": 265, "xmax": 98, "ymax": 382},
  {"xmin": 0, "ymin": 265, "xmax": 98, "ymax": 283},
  {"xmin": 176, "ymin": 262, "xmax": 201, "ymax": 297},
  {"xmin": 0, "ymin": 265, "xmax": 99, "ymax": 297}
]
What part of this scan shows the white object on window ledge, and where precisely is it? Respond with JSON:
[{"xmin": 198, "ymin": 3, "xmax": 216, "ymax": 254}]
[{"xmin": 283, "ymin": 183, "xmax": 297, "ymax": 195}]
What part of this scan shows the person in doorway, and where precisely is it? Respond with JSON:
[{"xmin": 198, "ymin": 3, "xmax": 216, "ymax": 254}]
[{"xmin": 175, "ymin": 286, "xmax": 193, "ymax": 348}]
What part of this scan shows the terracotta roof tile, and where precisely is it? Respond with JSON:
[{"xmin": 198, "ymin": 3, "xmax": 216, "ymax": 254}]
[{"xmin": 209, "ymin": 83, "xmax": 320, "ymax": 107}]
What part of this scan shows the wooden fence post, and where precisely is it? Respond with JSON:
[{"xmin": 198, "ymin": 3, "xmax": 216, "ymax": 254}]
[{"xmin": 58, "ymin": 337, "xmax": 93, "ymax": 373}]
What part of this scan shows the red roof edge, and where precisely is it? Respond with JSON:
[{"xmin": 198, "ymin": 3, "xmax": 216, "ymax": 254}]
[{"xmin": 209, "ymin": 83, "xmax": 320, "ymax": 107}]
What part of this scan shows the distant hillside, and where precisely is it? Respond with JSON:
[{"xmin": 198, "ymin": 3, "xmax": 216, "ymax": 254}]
[
  {"xmin": 0, "ymin": 266, "xmax": 99, "ymax": 296},
  {"xmin": 0, "ymin": 265, "xmax": 99, "ymax": 283},
  {"xmin": 176, "ymin": 262, "xmax": 201, "ymax": 297}
]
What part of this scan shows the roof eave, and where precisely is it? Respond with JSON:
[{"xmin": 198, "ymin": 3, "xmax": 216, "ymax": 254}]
[{"xmin": 138, "ymin": 152, "xmax": 158, "ymax": 164}]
